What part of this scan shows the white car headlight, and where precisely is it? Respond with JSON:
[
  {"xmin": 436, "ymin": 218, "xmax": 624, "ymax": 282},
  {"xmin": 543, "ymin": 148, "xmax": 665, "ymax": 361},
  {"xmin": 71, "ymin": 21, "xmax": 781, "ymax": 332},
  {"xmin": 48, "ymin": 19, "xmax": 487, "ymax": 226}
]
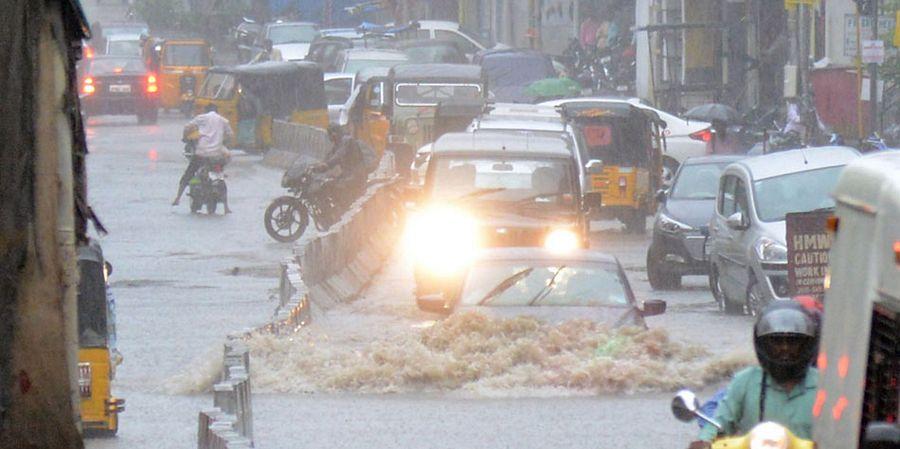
[
  {"xmin": 657, "ymin": 213, "xmax": 694, "ymax": 233},
  {"xmin": 544, "ymin": 229, "xmax": 580, "ymax": 253},
  {"xmin": 749, "ymin": 422, "xmax": 789, "ymax": 449},
  {"xmin": 755, "ymin": 237, "xmax": 787, "ymax": 262},
  {"xmin": 404, "ymin": 206, "xmax": 479, "ymax": 276}
]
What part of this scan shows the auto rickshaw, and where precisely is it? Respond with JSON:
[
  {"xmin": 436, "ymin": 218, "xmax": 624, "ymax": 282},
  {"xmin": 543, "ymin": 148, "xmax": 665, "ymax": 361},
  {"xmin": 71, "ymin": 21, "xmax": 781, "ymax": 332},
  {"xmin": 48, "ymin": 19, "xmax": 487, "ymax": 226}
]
[
  {"xmin": 156, "ymin": 39, "xmax": 213, "ymax": 116},
  {"xmin": 560, "ymin": 101, "xmax": 665, "ymax": 233},
  {"xmin": 345, "ymin": 66, "xmax": 392, "ymax": 156},
  {"xmin": 77, "ymin": 242, "xmax": 124, "ymax": 436},
  {"xmin": 193, "ymin": 61, "xmax": 327, "ymax": 152},
  {"xmin": 346, "ymin": 63, "xmax": 486, "ymax": 174}
]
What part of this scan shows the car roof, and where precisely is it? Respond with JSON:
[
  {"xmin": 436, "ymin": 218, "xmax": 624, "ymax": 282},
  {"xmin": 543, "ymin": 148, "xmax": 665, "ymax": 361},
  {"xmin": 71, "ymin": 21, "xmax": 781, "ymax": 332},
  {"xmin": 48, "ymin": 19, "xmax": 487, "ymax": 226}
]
[
  {"xmin": 478, "ymin": 49, "xmax": 548, "ymax": 60},
  {"xmin": 390, "ymin": 63, "xmax": 483, "ymax": 81},
  {"xmin": 731, "ymin": 146, "xmax": 860, "ymax": 180},
  {"xmin": 475, "ymin": 247, "xmax": 620, "ymax": 265},
  {"xmin": 354, "ymin": 66, "xmax": 391, "ymax": 82},
  {"xmin": 395, "ymin": 38, "xmax": 461, "ymax": 49},
  {"xmin": 682, "ymin": 155, "xmax": 745, "ymax": 165},
  {"xmin": 324, "ymin": 72, "xmax": 354, "ymax": 81},
  {"xmin": 413, "ymin": 20, "xmax": 460, "ymax": 30},
  {"xmin": 475, "ymin": 117, "xmax": 565, "ymax": 132},
  {"xmin": 344, "ymin": 48, "xmax": 408, "ymax": 59},
  {"xmin": 432, "ymin": 131, "xmax": 573, "ymax": 158},
  {"xmin": 107, "ymin": 33, "xmax": 141, "ymax": 41}
]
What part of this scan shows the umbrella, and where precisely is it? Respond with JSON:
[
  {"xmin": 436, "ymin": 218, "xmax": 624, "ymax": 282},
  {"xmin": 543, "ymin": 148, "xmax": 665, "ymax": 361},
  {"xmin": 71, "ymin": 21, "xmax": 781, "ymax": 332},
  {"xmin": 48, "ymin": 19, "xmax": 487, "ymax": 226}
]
[
  {"xmin": 524, "ymin": 77, "xmax": 582, "ymax": 100},
  {"xmin": 684, "ymin": 103, "xmax": 741, "ymax": 123}
]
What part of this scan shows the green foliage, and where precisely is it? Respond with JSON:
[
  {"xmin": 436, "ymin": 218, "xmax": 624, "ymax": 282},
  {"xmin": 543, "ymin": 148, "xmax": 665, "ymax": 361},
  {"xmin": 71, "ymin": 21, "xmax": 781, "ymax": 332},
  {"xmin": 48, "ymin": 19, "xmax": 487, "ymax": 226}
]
[{"xmin": 134, "ymin": 0, "xmax": 187, "ymax": 31}]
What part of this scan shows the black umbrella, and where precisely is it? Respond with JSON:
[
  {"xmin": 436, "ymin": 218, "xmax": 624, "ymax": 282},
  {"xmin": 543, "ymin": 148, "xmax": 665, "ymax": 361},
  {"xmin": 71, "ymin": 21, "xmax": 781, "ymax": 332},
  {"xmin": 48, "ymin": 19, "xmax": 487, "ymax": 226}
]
[{"xmin": 684, "ymin": 103, "xmax": 741, "ymax": 124}]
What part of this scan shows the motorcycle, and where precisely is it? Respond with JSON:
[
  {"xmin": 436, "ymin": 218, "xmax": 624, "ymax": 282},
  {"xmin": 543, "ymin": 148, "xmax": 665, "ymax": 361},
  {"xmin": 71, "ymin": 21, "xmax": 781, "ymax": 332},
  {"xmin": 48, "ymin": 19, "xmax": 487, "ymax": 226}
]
[
  {"xmin": 671, "ymin": 389, "xmax": 814, "ymax": 449},
  {"xmin": 264, "ymin": 163, "xmax": 344, "ymax": 242},
  {"xmin": 183, "ymin": 146, "xmax": 228, "ymax": 215},
  {"xmin": 566, "ymin": 38, "xmax": 635, "ymax": 96}
]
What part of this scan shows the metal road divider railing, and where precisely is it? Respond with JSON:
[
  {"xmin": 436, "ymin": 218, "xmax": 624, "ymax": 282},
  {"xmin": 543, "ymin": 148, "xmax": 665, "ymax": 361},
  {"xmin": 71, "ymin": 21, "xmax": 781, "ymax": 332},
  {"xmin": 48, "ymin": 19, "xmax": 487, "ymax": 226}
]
[{"xmin": 198, "ymin": 120, "xmax": 405, "ymax": 448}]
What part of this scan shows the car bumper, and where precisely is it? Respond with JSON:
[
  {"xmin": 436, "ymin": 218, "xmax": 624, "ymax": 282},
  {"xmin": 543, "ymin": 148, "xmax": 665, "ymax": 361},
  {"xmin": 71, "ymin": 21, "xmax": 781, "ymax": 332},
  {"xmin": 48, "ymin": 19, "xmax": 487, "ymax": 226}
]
[
  {"xmin": 754, "ymin": 262, "xmax": 790, "ymax": 301},
  {"xmin": 81, "ymin": 94, "xmax": 158, "ymax": 115},
  {"xmin": 651, "ymin": 230, "xmax": 709, "ymax": 275}
]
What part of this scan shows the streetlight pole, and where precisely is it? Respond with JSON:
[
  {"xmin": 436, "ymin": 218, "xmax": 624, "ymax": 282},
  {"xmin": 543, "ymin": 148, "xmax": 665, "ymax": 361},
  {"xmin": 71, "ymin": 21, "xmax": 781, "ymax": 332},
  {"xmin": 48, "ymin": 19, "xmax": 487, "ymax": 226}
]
[{"xmin": 869, "ymin": 0, "xmax": 879, "ymax": 135}]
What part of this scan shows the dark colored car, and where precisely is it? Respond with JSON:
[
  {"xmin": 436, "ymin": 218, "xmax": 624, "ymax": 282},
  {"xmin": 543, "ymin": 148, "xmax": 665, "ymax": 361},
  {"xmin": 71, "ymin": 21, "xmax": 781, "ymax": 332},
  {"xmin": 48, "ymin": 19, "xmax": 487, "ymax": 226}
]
[
  {"xmin": 395, "ymin": 39, "xmax": 468, "ymax": 64},
  {"xmin": 474, "ymin": 49, "xmax": 557, "ymax": 103},
  {"xmin": 646, "ymin": 155, "xmax": 743, "ymax": 290},
  {"xmin": 306, "ymin": 36, "xmax": 353, "ymax": 72},
  {"xmin": 416, "ymin": 247, "xmax": 666, "ymax": 329},
  {"xmin": 79, "ymin": 55, "xmax": 159, "ymax": 124}
]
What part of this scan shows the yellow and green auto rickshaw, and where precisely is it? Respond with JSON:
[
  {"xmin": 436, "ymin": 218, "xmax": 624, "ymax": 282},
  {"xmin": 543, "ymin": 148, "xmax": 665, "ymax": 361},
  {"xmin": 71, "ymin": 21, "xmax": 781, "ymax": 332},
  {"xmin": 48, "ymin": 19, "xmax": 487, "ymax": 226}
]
[
  {"xmin": 77, "ymin": 242, "xmax": 124, "ymax": 436},
  {"xmin": 156, "ymin": 39, "xmax": 213, "ymax": 116},
  {"xmin": 193, "ymin": 61, "xmax": 327, "ymax": 152},
  {"xmin": 560, "ymin": 100, "xmax": 666, "ymax": 233}
]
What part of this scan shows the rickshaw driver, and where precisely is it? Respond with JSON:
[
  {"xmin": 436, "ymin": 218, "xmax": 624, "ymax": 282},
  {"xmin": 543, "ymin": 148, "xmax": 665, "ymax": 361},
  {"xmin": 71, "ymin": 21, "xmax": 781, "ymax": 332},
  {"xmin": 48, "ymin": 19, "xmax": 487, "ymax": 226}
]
[{"xmin": 172, "ymin": 103, "xmax": 234, "ymax": 212}]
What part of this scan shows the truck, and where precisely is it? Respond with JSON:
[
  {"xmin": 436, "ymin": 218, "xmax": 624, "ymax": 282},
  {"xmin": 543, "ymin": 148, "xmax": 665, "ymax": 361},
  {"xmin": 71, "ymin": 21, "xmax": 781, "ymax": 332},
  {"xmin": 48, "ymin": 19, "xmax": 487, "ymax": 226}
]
[{"xmin": 813, "ymin": 151, "xmax": 900, "ymax": 449}]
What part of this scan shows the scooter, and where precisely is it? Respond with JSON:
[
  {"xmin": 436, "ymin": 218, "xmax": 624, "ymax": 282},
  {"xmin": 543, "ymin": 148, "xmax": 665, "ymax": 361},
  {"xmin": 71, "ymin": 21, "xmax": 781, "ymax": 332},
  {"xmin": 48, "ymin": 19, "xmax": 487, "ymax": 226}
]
[
  {"xmin": 182, "ymin": 136, "xmax": 227, "ymax": 214},
  {"xmin": 671, "ymin": 390, "xmax": 814, "ymax": 449}
]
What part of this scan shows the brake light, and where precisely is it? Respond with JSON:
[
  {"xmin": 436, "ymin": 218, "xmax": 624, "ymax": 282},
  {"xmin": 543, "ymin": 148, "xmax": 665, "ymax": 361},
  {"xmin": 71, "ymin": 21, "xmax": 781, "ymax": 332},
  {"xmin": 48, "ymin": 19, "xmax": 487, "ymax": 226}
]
[
  {"xmin": 146, "ymin": 73, "xmax": 158, "ymax": 93},
  {"xmin": 78, "ymin": 363, "xmax": 92, "ymax": 397},
  {"xmin": 113, "ymin": 67, "xmax": 123, "ymax": 73},
  {"xmin": 82, "ymin": 77, "xmax": 95, "ymax": 95},
  {"xmin": 689, "ymin": 128, "xmax": 713, "ymax": 142},
  {"xmin": 84, "ymin": 45, "xmax": 94, "ymax": 59}
]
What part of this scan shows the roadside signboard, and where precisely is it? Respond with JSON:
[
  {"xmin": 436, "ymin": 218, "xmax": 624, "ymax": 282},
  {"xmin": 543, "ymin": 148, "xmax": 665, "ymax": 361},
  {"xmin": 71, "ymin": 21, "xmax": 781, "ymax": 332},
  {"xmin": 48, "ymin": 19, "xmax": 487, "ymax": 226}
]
[
  {"xmin": 862, "ymin": 39, "xmax": 886, "ymax": 64},
  {"xmin": 786, "ymin": 211, "xmax": 833, "ymax": 297}
]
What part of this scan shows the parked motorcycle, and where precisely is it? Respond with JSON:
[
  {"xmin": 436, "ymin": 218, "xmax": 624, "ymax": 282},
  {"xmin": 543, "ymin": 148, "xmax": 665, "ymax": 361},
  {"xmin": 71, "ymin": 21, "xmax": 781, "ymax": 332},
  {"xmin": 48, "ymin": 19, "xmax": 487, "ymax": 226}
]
[
  {"xmin": 671, "ymin": 389, "xmax": 814, "ymax": 449},
  {"xmin": 264, "ymin": 164, "xmax": 343, "ymax": 242},
  {"xmin": 565, "ymin": 38, "xmax": 635, "ymax": 96}
]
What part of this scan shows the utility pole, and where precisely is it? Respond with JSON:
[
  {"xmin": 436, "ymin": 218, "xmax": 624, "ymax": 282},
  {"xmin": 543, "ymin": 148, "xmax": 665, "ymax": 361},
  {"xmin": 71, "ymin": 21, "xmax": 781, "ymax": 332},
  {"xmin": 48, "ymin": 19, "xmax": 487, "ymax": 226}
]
[{"xmin": 868, "ymin": 0, "xmax": 879, "ymax": 135}]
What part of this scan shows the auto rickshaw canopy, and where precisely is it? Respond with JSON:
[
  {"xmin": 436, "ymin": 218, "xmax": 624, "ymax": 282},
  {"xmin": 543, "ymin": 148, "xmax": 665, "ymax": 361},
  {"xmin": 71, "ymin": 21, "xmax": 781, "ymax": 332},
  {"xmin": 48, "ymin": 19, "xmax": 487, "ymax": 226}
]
[
  {"xmin": 389, "ymin": 63, "xmax": 486, "ymax": 86},
  {"xmin": 205, "ymin": 61, "xmax": 326, "ymax": 116},
  {"xmin": 77, "ymin": 242, "xmax": 108, "ymax": 348},
  {"xmin": 558, "ymin": 101, "xmax": 664, "ymax": 167}
]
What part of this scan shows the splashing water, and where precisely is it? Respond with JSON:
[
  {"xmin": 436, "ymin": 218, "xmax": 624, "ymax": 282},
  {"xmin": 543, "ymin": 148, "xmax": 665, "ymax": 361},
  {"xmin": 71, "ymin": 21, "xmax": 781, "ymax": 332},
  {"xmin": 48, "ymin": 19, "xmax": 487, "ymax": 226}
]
[{"xmin": 242, "ymin": 312, "xmax": 754, "ymax": 396}]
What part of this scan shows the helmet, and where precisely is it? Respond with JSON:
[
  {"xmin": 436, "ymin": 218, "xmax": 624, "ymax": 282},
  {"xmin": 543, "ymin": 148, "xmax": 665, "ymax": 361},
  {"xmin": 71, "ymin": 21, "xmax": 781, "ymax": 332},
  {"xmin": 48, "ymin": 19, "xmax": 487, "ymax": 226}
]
[{"xmin": 753, "ymin": 301, "xmax": 817, "ymax": 384}]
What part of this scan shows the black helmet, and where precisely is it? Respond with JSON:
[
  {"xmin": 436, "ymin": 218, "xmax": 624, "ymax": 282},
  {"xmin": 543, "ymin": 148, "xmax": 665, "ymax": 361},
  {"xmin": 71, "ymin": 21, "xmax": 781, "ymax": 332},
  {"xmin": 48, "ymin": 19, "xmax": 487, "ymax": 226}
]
[{"xmin": 753, "ymin": 301, "xmax": 817, "ymax": 384}]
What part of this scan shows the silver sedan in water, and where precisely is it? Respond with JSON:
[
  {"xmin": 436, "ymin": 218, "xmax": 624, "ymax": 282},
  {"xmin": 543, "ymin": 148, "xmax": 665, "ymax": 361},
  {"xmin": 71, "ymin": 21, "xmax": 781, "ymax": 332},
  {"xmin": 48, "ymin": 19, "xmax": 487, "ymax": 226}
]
[{"xmin": 416, "ymin": 247, "xmax": 666, "ymax": 328}]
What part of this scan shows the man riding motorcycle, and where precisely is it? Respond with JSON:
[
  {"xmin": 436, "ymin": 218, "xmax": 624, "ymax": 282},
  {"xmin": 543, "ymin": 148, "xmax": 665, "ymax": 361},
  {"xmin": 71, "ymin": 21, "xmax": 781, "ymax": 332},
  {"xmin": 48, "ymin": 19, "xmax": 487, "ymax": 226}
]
[
  {"xmin": 692, "ymin": 301, "xmax": 819, "ymax": 448},
  {"xmin": 312, "ymin": 124, "xmax": 367, "ymax": 206},
  {"xmin": 172, "ymin": 103, "xmax": 233, "ymax": 213}
]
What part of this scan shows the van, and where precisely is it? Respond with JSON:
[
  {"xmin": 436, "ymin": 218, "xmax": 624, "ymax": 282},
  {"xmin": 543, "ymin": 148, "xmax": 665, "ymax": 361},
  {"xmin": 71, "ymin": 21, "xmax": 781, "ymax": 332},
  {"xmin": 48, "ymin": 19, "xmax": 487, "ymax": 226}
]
[{"xmin": 813, "ymin": 151, "xmax": 900, "ymax": 449}]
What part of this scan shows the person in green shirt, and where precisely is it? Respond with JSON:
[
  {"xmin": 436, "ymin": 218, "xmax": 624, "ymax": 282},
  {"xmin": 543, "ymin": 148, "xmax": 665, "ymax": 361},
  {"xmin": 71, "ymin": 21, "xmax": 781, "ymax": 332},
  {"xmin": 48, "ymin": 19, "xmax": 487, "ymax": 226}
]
[{"xmin": 692, "ymin": 301, "xmax": 819, "ymax": 448}]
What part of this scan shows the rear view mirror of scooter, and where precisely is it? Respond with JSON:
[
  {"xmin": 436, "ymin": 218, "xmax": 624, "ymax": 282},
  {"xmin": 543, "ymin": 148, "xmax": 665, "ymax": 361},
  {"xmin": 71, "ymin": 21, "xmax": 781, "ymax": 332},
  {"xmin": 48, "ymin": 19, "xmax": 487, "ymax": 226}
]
[{"xmin": 671, "ymin": 389, "xmax": 722, "ymax": 432}]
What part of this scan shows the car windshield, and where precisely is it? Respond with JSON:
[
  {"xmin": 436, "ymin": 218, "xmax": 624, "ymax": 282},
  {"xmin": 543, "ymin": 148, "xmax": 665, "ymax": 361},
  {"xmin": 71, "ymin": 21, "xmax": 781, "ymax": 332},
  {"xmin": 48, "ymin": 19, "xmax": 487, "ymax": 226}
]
[
  {"xmin": 460, "ymin": 262, "xmax": 629, "ymax": 306},
  {"xmin": 669, "ymin": 162, "xmax": 730, "ymax": 200},
  {"xmin": 395, "ymin": 83, "xmax": 481, "ymax": 105},
  {"xmin": 268, "ymin": 25, "xmax": 320, "ymax": 44},
  {"xmin": 198, "ymin": 72, "xmax": 236, "ymax": 100},
  {"xmin": 344, "ymin": 57, "xmax": 406, "ymax": 74},
  {"xmin": 107, "ymin": 40, "xmax": 142, "ymax": 56},
  {"xmin": 430, "ymin": 156, "xmax": 575, "ymax": 206},
  {"xmin": 753, "ymin": 165, "xmax": 845, "ymax": 222},
  {"xmin": 482, "ymin": 55, "xmax": 555, "ymax": 87},
  {"xmin": 163, "ymin": 44, "xmax": 210, "ymax": 66},
  {"xmin": 89, "ymin": 58, "xmax": 146, "ymax": 73}
]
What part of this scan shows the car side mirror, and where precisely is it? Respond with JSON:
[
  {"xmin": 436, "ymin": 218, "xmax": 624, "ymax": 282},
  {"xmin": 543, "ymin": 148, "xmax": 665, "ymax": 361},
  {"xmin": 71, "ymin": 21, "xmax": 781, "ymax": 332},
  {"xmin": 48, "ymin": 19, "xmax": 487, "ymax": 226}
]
[
  {"xmin": 416, "ymin": 293, "xmax": 451, "ymax": 314},
  {"xmin": 585, "ymin": 159, "xmax": 604, "ymax": 175},
  {"xmin": 726, "ymin": 212, "xmax": 748, "ymax": 230},
  {"xmin": 641, "ymin": 299, "xmax": 667, "ymax": 317},
  {"xmin": 863, "ymin": 422, "xmax": 900, "ymax": 449},
  {"xmin": 583, "ymin": 192, "xmax": 602, "ymax": 212},
  {"xmin": 655, "ymin": 189, "xmax": 667, "ymax": 204}
]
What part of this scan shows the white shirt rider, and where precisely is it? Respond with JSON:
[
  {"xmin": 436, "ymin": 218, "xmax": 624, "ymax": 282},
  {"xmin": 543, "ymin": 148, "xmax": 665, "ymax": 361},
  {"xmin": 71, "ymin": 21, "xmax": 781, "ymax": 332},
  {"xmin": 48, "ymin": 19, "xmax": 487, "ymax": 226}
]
[{"xmin": 187, "ymin": 111, "xmax": 233, "ymax": 159}]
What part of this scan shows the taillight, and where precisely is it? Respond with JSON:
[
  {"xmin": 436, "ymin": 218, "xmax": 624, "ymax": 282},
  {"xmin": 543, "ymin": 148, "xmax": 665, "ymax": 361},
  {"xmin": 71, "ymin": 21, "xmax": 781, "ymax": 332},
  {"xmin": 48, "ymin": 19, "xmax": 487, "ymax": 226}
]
[
  {"xmin": 78, "ymin": 363, "xmax": 92, "ymax": 397},
  {"xmin": 84, "ymin": 45, "xmax": 94, "ymax": 59},
  {"xmin": 689, "ymin": 128, "xmax": 713, "ymax": 142},
  {"xmin": 146, "ymin": 74, "xmax": 158, "ymax": 93},
  {"xmin": 82, "ymin": 77, "xmax": 95, "ymax": 95}
]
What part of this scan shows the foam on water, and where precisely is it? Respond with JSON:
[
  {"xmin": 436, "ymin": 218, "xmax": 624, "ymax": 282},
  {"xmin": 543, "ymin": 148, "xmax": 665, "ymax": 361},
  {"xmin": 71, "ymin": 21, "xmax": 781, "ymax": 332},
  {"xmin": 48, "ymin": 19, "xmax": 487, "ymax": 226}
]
[{"xmin": 242, "ymin": 312, "xmax": 754, "ymax": 395}]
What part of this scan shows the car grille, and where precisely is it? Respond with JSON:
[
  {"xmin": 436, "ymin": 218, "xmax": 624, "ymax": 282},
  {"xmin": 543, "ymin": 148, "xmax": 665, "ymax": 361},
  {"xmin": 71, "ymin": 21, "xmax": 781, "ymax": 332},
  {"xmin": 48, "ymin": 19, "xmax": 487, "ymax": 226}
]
[{"xmin": 480, "ymin": 227, "xmax": 546, "ymax": 247}]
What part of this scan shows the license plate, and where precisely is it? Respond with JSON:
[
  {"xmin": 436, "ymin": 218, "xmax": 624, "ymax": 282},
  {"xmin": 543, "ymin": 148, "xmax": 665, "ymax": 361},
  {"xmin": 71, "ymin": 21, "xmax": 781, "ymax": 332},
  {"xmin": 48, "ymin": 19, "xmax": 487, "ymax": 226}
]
[{"xmin": 109, "ymin": 84, "xmax": 131, "ymax": 93}]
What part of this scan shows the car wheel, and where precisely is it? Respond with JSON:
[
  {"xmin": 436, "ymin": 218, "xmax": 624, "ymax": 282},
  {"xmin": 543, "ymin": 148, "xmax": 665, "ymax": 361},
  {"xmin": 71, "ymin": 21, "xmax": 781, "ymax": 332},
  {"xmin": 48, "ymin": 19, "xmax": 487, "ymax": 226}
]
[
  {"xmin": 710, "ymin": 264, "xmax": 742, "ymax": 314},
  {"xmin": 624, "ymin": 211, "xmax": 646, "ymax": 234},
  {"xmin": 647, "ymin": 244, "xmax": 681, "ymax": 290},
  {"xmin": 745, "ymin": 275, "xmax": 768, "ymax": 317}
]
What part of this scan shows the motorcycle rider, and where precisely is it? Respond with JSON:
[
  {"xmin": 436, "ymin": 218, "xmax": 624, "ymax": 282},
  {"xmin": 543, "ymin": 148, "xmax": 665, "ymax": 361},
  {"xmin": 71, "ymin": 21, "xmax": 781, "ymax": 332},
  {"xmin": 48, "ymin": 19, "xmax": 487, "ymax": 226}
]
[
  {"xmin": 312, "ymin": 124, "xmax": 367, "ymax": 206},
  {"xmin": 691, "ymin": 301, "xmax": 818, "ymax": 448},
  {"xmin": 172, "ymin": 103, "xmax": 233, "ymax": 213}
]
